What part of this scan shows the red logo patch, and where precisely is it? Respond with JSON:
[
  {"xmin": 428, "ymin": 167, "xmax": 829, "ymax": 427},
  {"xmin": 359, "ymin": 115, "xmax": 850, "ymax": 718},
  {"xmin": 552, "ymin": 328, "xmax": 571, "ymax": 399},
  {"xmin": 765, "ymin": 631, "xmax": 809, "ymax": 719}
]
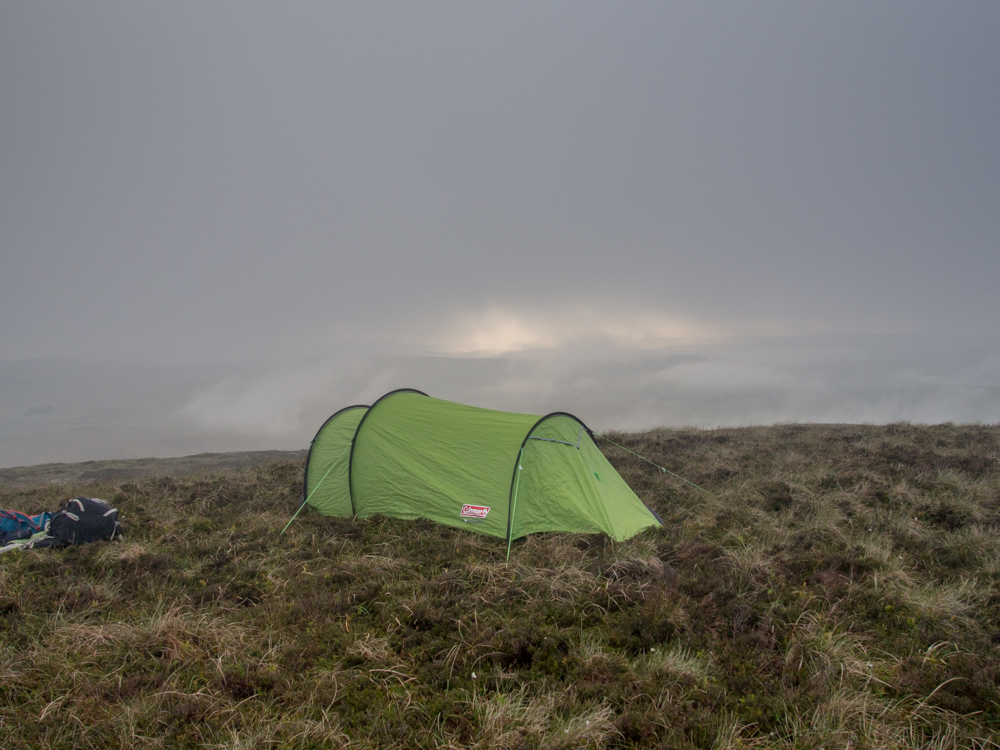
[{"xmin": 461, "ymin": 504, "xmax": 490, "ymax": 519}]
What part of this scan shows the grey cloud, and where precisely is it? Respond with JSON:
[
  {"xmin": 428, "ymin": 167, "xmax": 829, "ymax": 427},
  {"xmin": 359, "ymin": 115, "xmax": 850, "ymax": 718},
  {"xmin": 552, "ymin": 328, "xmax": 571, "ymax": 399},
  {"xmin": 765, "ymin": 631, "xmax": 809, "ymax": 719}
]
[
  {"xmin": 3, "ymin": 332, "xmax": 996, "ymax": 467},
  {"xmin": 1, "ymin": 3, "xmax": 998, "ymax": 464},
  {"xmin": 2, "ymin": 3, "xmax": 999, "ymax": 363}
]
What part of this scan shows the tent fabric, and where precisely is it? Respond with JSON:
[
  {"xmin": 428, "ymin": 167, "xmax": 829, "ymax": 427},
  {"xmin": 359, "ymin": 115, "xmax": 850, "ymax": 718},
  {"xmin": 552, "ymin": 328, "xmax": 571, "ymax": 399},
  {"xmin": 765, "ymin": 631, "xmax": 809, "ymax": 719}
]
[
  {"xmin": 302, "ymin": 389, "xmax": 660, "ymax": 542},
  {"xmin": 303, "ymin": 404, "xmax": 368, "ymax": 517}
]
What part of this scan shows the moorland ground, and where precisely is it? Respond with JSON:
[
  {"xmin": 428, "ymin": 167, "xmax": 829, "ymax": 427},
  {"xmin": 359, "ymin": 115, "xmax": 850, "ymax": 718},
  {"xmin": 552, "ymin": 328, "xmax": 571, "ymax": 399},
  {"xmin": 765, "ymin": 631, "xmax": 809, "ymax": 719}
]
[
  {"xmin": 1, "ymin": 424, "xmax": 999, "ymax": 749},
  {"xmin": 0, "ymin": 450, "xmax": 307, "ymax": 488}
]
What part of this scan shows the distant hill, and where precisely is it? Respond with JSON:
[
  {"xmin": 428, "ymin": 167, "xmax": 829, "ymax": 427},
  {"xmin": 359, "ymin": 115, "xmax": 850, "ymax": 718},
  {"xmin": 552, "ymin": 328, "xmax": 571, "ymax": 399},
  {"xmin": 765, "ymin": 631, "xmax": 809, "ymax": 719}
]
[{"xmin": 0, "ymin": 449, "xmax": 307, "ymax": 487}]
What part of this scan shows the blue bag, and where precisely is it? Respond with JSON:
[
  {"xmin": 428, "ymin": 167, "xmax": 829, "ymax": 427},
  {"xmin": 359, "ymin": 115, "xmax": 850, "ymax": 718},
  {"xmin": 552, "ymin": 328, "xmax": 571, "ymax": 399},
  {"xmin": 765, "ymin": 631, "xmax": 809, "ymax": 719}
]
[{"xmin": 0, "ymin": 510, "xmax": 52, "ymax": 545}]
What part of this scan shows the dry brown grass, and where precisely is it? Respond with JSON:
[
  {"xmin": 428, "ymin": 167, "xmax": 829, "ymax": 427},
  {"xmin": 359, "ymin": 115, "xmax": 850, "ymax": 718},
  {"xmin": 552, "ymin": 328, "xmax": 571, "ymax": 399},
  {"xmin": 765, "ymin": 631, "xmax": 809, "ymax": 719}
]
[{"xmin": 1, "ymin": 423, "xmax": 998, "ymax": 748}]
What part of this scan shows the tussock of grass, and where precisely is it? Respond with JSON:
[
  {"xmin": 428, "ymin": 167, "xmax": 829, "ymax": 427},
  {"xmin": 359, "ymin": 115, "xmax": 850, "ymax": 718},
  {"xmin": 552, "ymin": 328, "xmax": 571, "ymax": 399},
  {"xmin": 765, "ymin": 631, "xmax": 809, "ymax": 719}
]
[
  {"xmin": 636, "ymin": 643, "xmax": 713, "ymax": 686},
  {"xmin": 2, "ymin": 422, "xmax": 1000, "ymax": 748}
]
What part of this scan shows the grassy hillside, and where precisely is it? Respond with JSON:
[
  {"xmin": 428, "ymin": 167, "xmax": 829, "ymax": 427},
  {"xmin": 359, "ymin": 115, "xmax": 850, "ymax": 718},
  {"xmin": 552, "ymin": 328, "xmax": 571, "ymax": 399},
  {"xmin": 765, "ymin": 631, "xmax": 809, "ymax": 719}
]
[
  {"xmin": 1, "ymin": 424, "xmax": 998, "ymax": 749},
  {"xmin": 0, "ymin": 450, "xmax": 308, "ymax": 488}
]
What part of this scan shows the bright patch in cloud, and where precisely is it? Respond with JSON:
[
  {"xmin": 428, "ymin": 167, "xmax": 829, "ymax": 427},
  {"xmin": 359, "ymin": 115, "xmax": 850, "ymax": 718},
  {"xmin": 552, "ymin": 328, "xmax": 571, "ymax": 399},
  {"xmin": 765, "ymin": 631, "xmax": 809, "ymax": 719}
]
[{"xmin": 430, "ymin": 306, "xmax": 759, "ymax": 355}]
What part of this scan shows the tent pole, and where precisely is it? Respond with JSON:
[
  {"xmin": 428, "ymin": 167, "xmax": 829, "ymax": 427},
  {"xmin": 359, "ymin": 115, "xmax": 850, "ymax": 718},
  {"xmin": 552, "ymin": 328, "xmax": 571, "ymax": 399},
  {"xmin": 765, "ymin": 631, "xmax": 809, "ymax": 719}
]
[{"xmin": 505, "ymin": 451, "xmax": 524, "ymax": 563}]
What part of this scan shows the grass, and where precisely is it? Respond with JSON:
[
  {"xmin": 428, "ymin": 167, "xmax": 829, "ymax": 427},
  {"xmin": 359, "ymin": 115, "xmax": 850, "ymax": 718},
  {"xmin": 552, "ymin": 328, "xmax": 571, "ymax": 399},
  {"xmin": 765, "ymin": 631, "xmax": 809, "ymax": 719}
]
[
  {"xmin": 0, "ymin": 450, "xmax": 308, "ymax": 489},
  {"xmin": 1, "ymin": 422, "xmax": 998, "ymax": 748}
]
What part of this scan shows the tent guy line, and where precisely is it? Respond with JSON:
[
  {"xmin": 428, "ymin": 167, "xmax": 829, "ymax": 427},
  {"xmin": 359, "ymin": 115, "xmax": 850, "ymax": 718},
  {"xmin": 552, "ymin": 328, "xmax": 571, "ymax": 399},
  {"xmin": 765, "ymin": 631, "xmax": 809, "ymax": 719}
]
[
  {"xmin": 280, "ymin": 442, "xmax": 351, "ymax": 535},
  {"xmin": 594, "ymin": 434, "xmax": 715, "ymax": 496}
]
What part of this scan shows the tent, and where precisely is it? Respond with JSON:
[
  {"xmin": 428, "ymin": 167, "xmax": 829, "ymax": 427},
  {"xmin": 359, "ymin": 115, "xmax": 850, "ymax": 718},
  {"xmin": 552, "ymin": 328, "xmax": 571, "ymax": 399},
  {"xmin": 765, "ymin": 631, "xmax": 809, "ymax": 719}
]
[{"xmin": 302, "ymin": 389, "xmax": 661, "ymax": 542}]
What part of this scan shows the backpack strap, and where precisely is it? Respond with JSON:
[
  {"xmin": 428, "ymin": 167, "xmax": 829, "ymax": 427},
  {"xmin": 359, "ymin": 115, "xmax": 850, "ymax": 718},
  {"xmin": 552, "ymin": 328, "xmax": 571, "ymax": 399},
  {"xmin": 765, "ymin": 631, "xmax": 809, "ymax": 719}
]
[{"xmin": 0, "ymin": 529, "xmax": 60, "ymax": 554}]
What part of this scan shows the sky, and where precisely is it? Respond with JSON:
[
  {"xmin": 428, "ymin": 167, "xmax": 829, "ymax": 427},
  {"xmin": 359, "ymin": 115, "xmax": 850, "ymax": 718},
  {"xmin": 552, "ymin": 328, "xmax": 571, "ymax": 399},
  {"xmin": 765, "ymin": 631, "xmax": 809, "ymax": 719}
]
[{"xmin": 1, "ymin": 2, "xmax": 998, "ymax": 467}]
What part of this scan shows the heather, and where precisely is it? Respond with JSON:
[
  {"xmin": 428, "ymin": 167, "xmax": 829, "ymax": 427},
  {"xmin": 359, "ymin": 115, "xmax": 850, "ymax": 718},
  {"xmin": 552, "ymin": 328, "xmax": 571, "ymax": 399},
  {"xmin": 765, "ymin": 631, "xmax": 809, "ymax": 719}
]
[{"xmin": 1, "ymin": 423, "xmax": 998, "ymax": 749}]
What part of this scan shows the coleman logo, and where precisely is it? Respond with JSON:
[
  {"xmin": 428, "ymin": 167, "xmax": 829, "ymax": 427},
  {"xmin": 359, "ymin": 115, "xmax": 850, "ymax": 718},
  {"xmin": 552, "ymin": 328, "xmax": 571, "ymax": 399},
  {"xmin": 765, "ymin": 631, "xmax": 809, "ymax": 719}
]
[{"xmin": 461, "ymin": 504, "xmax": 490, "ymax": 519}]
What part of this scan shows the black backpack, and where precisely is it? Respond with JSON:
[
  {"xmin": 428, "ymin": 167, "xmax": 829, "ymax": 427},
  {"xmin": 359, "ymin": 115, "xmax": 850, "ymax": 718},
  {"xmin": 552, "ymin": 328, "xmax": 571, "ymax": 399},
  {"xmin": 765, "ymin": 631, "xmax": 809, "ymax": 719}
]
[{"xmin": 49, "ymin": 497, "xmax": 122, "ymax": 545}]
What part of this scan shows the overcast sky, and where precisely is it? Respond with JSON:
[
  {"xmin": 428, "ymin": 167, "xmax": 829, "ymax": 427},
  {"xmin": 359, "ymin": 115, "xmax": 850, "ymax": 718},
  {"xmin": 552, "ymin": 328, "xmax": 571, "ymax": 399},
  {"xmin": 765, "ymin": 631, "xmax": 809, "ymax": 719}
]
[{"xmin": 1, "ymin": 2, "xmax": 998, "ymax": 466}]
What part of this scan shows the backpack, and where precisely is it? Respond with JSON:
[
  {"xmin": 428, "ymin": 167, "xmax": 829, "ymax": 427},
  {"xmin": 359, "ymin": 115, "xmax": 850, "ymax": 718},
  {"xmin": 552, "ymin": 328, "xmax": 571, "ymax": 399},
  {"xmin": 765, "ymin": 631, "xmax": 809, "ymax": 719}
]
[
  {"xmin": 49, "ymin": 497, "xmax": 122, "ymax": 545},
  {"xmin": 0, "ymin": 510, "xmax": 51, "ymax": 546}
]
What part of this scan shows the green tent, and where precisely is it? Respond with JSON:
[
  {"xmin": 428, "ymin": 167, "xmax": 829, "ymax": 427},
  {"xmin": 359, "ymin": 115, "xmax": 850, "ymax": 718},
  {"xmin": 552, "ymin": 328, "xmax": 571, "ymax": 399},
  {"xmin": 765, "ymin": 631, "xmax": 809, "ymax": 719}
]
[{"xmin": 302, "ymin": 389, "xmax": 661, "ymax": 542}]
